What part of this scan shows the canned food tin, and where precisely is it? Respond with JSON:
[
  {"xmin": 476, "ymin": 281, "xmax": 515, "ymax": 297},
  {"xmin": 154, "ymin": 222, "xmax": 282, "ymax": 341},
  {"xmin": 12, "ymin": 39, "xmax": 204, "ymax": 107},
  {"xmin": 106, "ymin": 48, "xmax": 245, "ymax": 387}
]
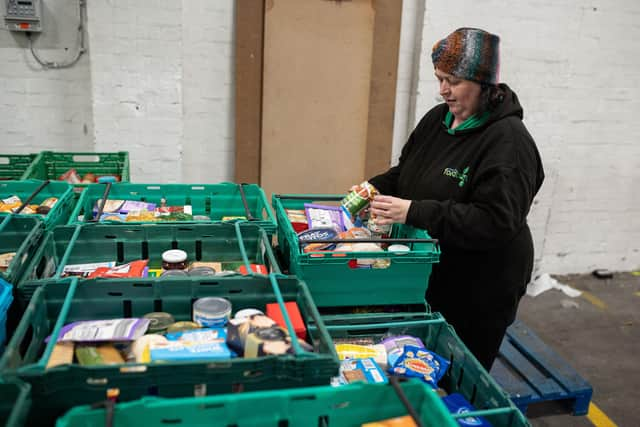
[
  {"xmin": 193, "ymin": 297, "xmax": 232, "ymax": 327},
  {"xmin": 341, "ymin": 181, "xmax": 379, "ymax": 217}
]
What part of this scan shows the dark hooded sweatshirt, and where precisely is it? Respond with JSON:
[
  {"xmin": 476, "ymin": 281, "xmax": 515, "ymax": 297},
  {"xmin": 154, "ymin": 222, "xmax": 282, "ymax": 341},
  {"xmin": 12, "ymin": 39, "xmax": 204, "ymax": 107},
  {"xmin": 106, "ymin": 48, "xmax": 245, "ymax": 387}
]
[{"xmin": 369, "ymin": 84, "xmax": 544, "ymax": 329}]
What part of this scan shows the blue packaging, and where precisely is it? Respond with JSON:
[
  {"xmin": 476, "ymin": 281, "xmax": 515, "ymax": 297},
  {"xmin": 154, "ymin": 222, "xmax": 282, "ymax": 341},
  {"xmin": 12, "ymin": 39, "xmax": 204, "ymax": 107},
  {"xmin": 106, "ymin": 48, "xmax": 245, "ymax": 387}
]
[
  {"xmin": 442, "ymin": 393, "xmax": 492, "ymax": 427},
  {"xmin": 389, "ymin": 345, "xmax": 450, "ymax": 388},
  {"xmin": 150, "ymin": 328, "xmax": 232, "ymax": 361},
  {"xmin": 335, "ymin": 357, "xmax": 388, "ymax": 386}
]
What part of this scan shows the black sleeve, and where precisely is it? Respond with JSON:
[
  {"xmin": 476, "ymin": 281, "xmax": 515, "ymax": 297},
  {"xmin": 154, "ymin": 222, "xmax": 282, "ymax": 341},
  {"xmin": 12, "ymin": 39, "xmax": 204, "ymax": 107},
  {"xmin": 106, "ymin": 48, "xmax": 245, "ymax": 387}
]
[{"xmin": 406, "ymin": 164, "xmax": 539, "ymax": 251}]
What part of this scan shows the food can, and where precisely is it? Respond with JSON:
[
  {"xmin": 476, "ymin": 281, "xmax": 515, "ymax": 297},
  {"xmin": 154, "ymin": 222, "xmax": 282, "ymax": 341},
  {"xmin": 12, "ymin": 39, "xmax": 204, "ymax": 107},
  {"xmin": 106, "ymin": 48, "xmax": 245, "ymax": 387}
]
[
  {"xmin": 166, "ymin": 321, "xmax": 201, "ymax": 333},
  {"xmin": 143, "ymin": 312, "xmax": 175, "ymax": 334},
  {"xmin": 193, "ymin": 297, "xmax": 232, "ymax": 327},
  {"xmin": 341, "ymin": 181, "xmax": 379, "ymax": 217},
  {"xmin": 188, "ymin": 266, "xmax": 216, "ymax": 276}
]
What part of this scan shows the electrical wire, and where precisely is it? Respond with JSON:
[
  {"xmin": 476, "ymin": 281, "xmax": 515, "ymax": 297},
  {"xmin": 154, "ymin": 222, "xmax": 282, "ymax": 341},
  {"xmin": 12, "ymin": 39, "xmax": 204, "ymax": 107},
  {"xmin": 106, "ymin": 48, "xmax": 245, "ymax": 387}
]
[{"xmin": 27, "ymin": 0, "xmax": 86, "ymax": 69}]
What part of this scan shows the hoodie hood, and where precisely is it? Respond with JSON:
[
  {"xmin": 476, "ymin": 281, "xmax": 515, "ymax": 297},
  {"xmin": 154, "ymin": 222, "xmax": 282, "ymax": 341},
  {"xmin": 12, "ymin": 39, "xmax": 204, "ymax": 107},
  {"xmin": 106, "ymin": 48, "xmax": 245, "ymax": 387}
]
[{"xmin": 488, "ymin": 83, "xmax": 523, "ymax": 123}]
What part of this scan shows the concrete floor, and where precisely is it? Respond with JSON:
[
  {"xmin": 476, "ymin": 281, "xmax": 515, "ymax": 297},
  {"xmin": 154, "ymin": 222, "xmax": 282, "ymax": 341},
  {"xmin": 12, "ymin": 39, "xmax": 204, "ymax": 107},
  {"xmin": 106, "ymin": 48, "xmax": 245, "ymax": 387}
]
[{"xmin": 513, "ymin": 271, "xmax": 639, "ymax": 427}]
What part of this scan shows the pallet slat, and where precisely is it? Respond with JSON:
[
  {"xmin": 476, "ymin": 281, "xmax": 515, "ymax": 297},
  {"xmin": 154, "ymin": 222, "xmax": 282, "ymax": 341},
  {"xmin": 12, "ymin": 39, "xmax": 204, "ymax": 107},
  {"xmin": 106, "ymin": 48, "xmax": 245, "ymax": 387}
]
[{"xmin": 490, "ymin": 320, "xmax": 593, "ymax": 416}]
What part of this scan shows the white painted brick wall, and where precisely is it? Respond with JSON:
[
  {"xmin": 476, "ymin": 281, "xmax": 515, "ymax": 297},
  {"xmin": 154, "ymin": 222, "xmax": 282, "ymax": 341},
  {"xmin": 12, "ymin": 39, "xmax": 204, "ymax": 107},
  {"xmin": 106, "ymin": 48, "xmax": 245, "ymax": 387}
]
[
  {"xmin": 0, "ymin": 0, "xmax": 93, "ymax": 153},
  {"xmin": 87, "ymin": 0, "xmax": 184, "ymax": 183},
  {"xmin": 84, "ymin": 0, "xmax": 235, "ymax": 183},
  {"xmin": 401, "ymin": 0, "xmax": 640, "ymax": 274},
  {"xmin": 181, "ymin": 0, "xmax": 235, "ymax": 183}
]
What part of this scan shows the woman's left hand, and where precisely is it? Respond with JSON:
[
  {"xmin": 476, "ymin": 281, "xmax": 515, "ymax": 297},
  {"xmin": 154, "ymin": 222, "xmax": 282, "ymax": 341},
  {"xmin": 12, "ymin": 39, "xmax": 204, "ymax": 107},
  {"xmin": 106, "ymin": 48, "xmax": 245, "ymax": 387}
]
[{"xmin": 369, "ymin": 195, "xmax": 412, "ymax": 225}]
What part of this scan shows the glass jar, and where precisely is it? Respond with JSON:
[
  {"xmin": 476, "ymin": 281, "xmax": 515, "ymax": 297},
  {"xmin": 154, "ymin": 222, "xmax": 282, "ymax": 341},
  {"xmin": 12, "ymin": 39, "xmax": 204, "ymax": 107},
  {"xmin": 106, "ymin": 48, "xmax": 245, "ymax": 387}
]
[{"xmin": 162, "ymin": 249, "xmax": 188, "ymax": 270}]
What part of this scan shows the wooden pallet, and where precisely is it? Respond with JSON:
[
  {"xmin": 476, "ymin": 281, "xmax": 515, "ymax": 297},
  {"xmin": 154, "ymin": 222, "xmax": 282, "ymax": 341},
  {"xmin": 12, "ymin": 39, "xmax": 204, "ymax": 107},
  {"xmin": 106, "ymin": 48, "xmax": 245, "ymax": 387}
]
[{"xmin": 490, "ymin": 320, "xmax": 593, "ymax": 416}]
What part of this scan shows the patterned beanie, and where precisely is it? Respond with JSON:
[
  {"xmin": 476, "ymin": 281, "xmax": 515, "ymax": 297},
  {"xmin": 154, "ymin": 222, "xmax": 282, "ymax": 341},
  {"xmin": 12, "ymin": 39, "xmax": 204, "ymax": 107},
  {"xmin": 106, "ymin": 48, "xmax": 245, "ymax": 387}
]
[{"xmin": 431, "ymin": 28, "xmax": 500, "ymax": 85}]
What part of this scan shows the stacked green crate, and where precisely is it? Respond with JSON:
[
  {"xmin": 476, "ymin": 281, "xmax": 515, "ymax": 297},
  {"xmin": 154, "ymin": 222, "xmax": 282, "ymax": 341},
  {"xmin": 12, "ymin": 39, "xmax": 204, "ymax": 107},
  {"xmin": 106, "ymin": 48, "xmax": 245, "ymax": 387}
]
[
  {"xmin": 273, "ymin": 194, "xmax": 440, "ymax": 307},
  {"xmin": 1, "ymin": 275, "xmax": 337, "ymax": 425},
  {"xmin": 0, "ymin": 181, "xmax": 75, "ymax": 229},
  {"xmin": 0, "ymin": 154, "xmax": 36, "ymax": 181},
  {"xmin": 56, "ymin": 380, "xmax": 457, "ymax": 427},
  {"xmin": 314, "ymin": 316, "xmax": 531, "ymax": 427},
  {"xmin": 17, "ymin": 222, "xmax": 277, "ymax": 303},
  {"xmin": 68, "ymin": 182, "xmax": 276, "ymax": 235},
  {"xmin": 0, "ymin": 216, "xmax": 44, "ymax": 287},
  {"xmin": 0, "ymin": 380, "xmax": 31, "ymax": 427},
  {"xmin": 23, "ymin": 151, "xmax": 130, "ymax": 189}
]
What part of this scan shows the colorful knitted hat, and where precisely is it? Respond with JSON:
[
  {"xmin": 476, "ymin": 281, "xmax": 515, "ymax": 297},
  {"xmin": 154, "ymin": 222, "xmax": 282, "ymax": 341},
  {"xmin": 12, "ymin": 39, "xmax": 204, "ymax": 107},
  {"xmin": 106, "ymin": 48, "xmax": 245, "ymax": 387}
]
[{"xmin": 431, "ymin": 28, "xmax": 500, "ymax": 85}]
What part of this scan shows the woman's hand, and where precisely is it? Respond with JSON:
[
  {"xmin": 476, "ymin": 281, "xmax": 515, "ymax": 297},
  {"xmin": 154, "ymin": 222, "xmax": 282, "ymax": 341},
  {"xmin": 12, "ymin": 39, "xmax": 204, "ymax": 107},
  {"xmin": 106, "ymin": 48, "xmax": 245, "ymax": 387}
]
[{"xmin": 369, "ymin": 195, "xmax": 412, "ymax": 225}]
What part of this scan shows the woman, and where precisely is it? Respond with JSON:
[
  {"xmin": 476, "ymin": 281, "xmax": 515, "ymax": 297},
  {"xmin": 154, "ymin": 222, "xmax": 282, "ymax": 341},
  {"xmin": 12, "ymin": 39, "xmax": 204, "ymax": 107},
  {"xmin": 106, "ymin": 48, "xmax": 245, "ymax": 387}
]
[{"xmin": 368, "ymin": 28, "xmax": 544, "ymax": 370}]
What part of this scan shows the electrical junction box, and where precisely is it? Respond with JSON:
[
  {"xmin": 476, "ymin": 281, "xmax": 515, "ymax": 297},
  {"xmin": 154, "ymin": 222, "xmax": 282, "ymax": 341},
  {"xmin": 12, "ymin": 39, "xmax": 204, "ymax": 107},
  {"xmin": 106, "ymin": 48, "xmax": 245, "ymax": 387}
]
[{"xmin": 5, "ymin": 0, "xmax": 42, "ymax": 32}]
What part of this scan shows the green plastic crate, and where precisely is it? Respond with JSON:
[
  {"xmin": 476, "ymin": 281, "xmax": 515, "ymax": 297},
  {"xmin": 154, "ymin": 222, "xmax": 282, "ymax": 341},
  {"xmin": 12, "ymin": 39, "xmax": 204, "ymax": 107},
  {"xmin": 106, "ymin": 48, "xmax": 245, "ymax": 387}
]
[
  {"xmin": 0, "ymin": 180, "xmax": 76, "ymax": 229},
  {"xmin": 0, "ymin": 216, "xmax": 44, "ymax": 287},
  {"xmin": 16, "ymin": 222, "xmax": 279, "ymax": 305},
  {"xmin": 0, "ymin": 154, "xmax": 36, "ymax": 181},
  {"xmin": 273, "ymin": 194, "xmax": 440, "ymax": 307},
  {"xmin": 56, "ymin": 380, "xmax": 457, "ymax": 427},
  {"xmin": 23, "ymin": 151, "xmax": 130, "ymax": 190},
  {"xmin": 1, "ymin": 275, "xmax": 338, "ymax": 425},
  {"xmin": 68, "ymin": 182, "xmax": 276, "ymax": 234},
  {"xmin": 314, "ymin": 316, "xmax": 531, "ymax": 427},
  {"xmin": 0, "ymin": 380, "xmax": 31, "ymax": 427}
]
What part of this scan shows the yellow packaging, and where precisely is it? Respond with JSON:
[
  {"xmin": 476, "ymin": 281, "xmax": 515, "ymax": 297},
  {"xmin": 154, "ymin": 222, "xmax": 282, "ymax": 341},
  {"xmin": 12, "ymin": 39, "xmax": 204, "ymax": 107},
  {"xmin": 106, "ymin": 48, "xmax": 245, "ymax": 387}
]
[{"xmin": 335, "ymin": 343, "xmax": 388, "ymax": 369}]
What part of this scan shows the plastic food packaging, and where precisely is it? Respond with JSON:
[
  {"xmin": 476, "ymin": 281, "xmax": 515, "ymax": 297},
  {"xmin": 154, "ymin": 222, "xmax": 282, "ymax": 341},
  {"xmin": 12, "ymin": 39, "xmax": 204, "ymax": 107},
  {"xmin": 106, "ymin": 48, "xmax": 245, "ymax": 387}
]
[
  {"xmin": 54, "ymin": 318, "xmax": 150, "ymax": 343},
  {"xmin": 389, "ymin": 345, "xmax": 450, "ymax": 388},
  {"xmin": 304, "ymin": 203, "xmax": 345, "ymax": 231},
  {"xmin": 87, "ymin": 259, "xmax": 149, "ymax": 279}
]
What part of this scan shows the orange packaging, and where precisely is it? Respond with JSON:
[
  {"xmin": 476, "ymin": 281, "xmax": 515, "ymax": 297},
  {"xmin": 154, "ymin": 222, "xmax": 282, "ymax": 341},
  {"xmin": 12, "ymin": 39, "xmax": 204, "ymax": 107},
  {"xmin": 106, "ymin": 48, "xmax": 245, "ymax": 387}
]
[{"xmin": 361, "ymin": 415, "xmax": 417, "ymax": 427}]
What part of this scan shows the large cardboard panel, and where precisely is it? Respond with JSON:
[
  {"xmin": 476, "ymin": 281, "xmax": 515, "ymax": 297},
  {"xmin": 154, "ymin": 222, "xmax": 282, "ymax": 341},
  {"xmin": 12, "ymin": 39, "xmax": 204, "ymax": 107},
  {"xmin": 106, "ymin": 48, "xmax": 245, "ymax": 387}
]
[
  {"xmin": 365, "ymin": 0, "xmax": 402, "ymax": 178},
  {"xmin": 261, "ymin": 0, "xmax": 375, "ymax": 196}
]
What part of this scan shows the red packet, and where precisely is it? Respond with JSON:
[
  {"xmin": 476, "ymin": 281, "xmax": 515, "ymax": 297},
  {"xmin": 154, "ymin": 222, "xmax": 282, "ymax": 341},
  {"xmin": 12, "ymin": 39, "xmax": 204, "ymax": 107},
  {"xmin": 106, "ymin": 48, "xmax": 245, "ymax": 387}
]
[
  {"xmin": 238, "ymin": 264, "xmax": 268, "ymax": 275},
  {"xmin": 266, "ymin": 301, "xmax": 307, "ymax": 340}
]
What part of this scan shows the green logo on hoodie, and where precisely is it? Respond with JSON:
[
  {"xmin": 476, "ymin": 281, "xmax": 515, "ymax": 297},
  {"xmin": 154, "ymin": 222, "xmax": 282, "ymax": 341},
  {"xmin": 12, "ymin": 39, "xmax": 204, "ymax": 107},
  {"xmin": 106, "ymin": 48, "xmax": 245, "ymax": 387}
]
[{"xmin": 443, "ymin": 166, "xmax": 470, "ymax": 187}]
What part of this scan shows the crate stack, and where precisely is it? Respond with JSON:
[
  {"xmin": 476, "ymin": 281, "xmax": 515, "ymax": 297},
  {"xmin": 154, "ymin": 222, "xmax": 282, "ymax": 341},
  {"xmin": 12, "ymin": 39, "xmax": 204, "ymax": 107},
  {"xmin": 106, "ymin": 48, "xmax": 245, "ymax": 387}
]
[{"xmin": 0, "ymin": 151, "xmax": 530, "ymax": 427}]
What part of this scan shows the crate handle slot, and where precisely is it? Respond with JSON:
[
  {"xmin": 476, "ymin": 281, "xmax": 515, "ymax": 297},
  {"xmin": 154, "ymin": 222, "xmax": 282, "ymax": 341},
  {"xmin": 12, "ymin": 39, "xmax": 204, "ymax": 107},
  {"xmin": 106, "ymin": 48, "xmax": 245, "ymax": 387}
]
[
  {"xmin": 159, "ymin": 419, "xmax": 182, "ymax": 424},
  {"xmin": 199, "ymin": 282, "xmax": 220, "ymax": 287},
  {"xmin": 132, "ymin": 282, "xmax": 152, "ymax": 288},
  {"xmin": 72, "ymin": 155, "xmax": 100, "ymax": 163},
  {"xmin": 290, "ymin": 394, "xmax": 317, "ymax": 401},
  {"xmin": 0, "ymin": 157, "xmax": 9, "ymax": 164}
]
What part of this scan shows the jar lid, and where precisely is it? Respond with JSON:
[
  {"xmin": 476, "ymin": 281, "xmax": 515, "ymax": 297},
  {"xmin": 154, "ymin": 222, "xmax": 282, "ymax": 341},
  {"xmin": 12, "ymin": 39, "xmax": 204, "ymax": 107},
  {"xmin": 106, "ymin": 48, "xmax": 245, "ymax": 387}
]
[
  {"xmin": 387, "ymin": 244, "xmax": 411, "ymax": 253},
  {"xmin": 162, "ymin": 249, "xmax": 187, "ymax": 263},
  {"xmin": 234, "ymin": 308, "xmax": 264, "ymax": 320},
  {"xmin": 143, "ymin": 312, "xmax": 175, "ymax": 333}
]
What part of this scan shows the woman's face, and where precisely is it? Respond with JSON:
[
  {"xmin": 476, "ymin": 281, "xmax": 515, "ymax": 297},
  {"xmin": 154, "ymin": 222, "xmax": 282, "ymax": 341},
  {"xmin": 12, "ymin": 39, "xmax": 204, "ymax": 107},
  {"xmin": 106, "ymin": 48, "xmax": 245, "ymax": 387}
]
[{"xmin": 435, "ymin": 68, "xmax": 482, "ymax": 122}]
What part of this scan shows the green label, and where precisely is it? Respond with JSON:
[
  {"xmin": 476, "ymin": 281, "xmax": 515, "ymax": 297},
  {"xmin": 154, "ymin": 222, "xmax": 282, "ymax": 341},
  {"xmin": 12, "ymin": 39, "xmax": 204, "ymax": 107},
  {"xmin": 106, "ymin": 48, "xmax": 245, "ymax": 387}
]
[{"xmin": 443, "ymin": 166, "xmax": 470, "ymax": 187}]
